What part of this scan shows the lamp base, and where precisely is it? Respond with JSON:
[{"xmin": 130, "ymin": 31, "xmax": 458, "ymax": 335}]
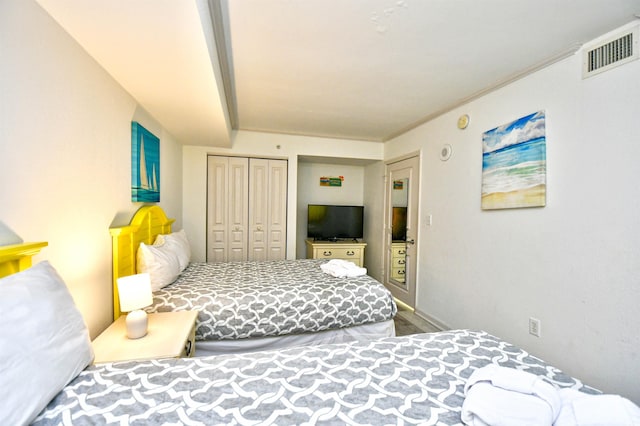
[{"xmin": 125, "ymin": 309, "xmax": 148, "ymax": 339}]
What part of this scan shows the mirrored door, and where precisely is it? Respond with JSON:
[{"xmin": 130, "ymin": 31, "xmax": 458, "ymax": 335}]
[
  {"xmin": 384, "ymin": 156, "xmax": 419, "ymax": 308},
  {"xmin": 390, "ymin": 178, "xmax": 408, "ymax": 283}
]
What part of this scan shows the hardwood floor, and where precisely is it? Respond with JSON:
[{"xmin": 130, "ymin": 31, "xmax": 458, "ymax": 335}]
[{"xmin": 394, "ymin": 305, "xmax": 441, "ymax": 336}]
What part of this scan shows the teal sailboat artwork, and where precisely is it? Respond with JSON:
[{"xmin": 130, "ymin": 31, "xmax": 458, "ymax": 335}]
[
  {"xmin": 151, "ymin": 163, "xmax": 158, "ymax": 192},
  {"xmin": 131, "ymin": 122, "xmax": 160, "ymax": 202},
  {"xmin": 139, "ymin": 135, "xmax": 149, "ymax": 190}
]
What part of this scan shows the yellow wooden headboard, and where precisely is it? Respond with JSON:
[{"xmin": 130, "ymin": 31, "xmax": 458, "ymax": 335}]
[
  {"xmin": 0, "ymin": 242, "xmax": 48, "ymax": 278},
  {"xmin": 109, "ymin": 206, "xmax": 175, "ymax": 320}
]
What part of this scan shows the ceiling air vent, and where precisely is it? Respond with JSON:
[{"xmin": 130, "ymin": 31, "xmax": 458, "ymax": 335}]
[{"xmin": 582, "ymin": 25, "xmax": 639, "ymax": 78}]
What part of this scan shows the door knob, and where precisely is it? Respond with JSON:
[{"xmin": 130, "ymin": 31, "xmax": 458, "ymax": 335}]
[{"xmin": 406, "ymin": 239, "xmax": 415, "ymax": 245}]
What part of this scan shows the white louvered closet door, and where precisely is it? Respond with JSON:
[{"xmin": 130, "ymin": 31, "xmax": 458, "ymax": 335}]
[
  {"xmin": 227, "ymin": 157, "xmax": 249, "ymax": 261},
  {"xmin": 248, "ymin": 158, "xmax": 287, "ymax": 261},
  {"xmin": 266, "ymin": 160, "xmax": 287, "ymax": 260},
  {"xmin": 207, "ymin": 156, "xmax": 228, "ymax": 262},
  {"xmin": 206, "ymin": 156, "xmax": 248, "ymax": 262},
  {"xmin": 207, "ymin": 156, "xmax": 286, "ymax": 262}
]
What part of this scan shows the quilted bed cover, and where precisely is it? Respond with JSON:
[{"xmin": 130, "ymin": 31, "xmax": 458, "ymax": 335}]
[
  {"xmin": 34, "ymin": 330, "xmax": 596, "ymax": 425},
  {"xmin": 147, "ymin": 259, "xmax": 397, "ymax": 340}
]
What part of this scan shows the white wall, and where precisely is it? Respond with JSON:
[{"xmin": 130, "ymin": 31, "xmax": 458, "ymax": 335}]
[
  {"xmin": 0, "ymin": 0, "xmax": 183, "ymax": 338},
  {"xmin": 296, "ymin": 162, "xmax": 365, "ymax": 259},
  {"xmin": 385, "ymin": 23, "xmax": 640, "ymax": 403},
  {"xmin": 182, "ymin": 130, "xmax": 383, "ymax": 262}
]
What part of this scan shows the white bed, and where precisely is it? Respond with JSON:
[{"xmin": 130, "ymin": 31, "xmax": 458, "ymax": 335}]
[{"xmin": 110, "ymin": 206, "xmax": 397, "ymax": 355}]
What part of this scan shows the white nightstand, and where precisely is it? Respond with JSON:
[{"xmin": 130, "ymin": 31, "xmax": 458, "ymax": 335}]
[{"xmin": 92, "ymin": 311, "xmax": 198, "ymax": 364}]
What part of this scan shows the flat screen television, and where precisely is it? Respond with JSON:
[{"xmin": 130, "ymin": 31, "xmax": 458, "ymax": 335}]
[{"xmin": 307, "ymin": 204, "xmax": 364, "ymax": 241}]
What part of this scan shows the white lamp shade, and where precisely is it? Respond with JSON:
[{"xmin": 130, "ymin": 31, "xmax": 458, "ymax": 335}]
[{"xmin": 117, "ymin": 273, "xmax": 153, "ymax": 312}]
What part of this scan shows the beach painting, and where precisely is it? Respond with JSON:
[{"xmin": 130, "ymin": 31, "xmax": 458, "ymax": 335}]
[
  {"xmin": 131, "ymin": 122, "xmax": 160, "ymax": 202},
  {"xmin": 481, "ymin": 111, "xmax": 546, "ymax": 210}
]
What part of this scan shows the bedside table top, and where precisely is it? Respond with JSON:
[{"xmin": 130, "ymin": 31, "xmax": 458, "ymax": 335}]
[{"xmin": 92, "ymin": 311, "xmax": 198, "ymax": 364}]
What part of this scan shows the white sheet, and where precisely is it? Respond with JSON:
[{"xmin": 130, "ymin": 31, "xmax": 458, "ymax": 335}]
[{"xmin": 195, "ymin": 318, "xmax": 396, "ymax": 356}]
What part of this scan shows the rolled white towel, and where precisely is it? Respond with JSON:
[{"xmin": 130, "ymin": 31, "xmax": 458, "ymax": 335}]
[
  {"xmin": 320, "ymin": 259, "xmax": 367, "ymax": 278},
  {"xmin": 554, "ymin": 388, "xmax": 640, "ymax": 426},
  {"xmin": 461, "ymin": 364, "xmax": 562, "ymax": 426}
]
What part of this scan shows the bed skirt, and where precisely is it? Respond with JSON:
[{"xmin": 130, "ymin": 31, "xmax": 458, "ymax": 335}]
[{"xmin": 194, "ymin": 318, "xmax": 396, "ymax": 356}]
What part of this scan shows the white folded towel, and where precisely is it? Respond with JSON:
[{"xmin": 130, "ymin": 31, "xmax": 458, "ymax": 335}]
[
  {"xmin": 320, "ymin": 259, "xmax": 367, "ymax": 278},
  {"xmin": 554, "ymin": 388, "xmax": 640, "ymax": 426},
  {"xmin": 462, "ymin": 364, "xmax": 640, "ymax": 426},
  {"xmin": 461, "ymin": 364, "xmax": 561, "ymax": 426}
]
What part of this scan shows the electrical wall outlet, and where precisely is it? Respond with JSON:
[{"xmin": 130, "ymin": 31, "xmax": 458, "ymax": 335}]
[{"xmin": 529, "ymin": 317, "xmax": 541, "ymax": 337}]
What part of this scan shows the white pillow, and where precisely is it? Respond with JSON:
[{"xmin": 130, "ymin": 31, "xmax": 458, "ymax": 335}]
[
  {"xmin": 137, "ymin": 242, "xmax": 181, "ymax": 291},
  {"xmin": 0, "ymin": 261, "xmax": 94, "ymax": 425},
  {"xmin": 154, "ymin": 229, "xmax": 191, "ymax": 272}
]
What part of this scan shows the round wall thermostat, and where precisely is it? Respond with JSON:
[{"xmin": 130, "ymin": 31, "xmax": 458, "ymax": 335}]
[
  {"xmin": 440, "ymin": 144, "xmax": 452, "ymax": 161},
  {"xmin": 457, "ymin": 114, "xmax": 470, "ymax": 129}
]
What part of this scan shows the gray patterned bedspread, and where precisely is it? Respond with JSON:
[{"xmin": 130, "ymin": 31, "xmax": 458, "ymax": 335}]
[
  {"xmin": 147, "ymin": 259, "xmax": 397, "ymax": 341},
  {"xmin": 34, "ymin": 330, "xmax": 596, "ymax": 425}
]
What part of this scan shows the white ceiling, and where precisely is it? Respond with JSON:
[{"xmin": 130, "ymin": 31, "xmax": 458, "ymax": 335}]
[{"xmin": 36, "ymin": 0, "xmax": 640, "ymax": 146}]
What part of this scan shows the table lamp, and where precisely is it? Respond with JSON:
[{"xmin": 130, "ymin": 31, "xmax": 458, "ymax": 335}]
[{"xmin": 117, "ymin": 273, "xmax": 153, "ymax": 339}]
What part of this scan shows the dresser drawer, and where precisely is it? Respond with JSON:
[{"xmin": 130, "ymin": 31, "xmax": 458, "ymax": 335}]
[
  {"xmin": 180, "ymin": 322, "xmax": 197, "ymax": 358},
  {"xmin": 306, "ymin": 239, "xmax": 367, "ymax": 268},
  {"xmin": 391, "ymin": 267, "xmax": 405, "ymax": 279},
  {"xmin": 314, "ymin": 247, "xmax": 362, "ymax": 260},
  {"xmin": 391, "ymin": 256, "xmax": 406, "ymax": 267},
  {"xmin": 392, "ymin": 246, "xmax": 406, "ymax": 257}
]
